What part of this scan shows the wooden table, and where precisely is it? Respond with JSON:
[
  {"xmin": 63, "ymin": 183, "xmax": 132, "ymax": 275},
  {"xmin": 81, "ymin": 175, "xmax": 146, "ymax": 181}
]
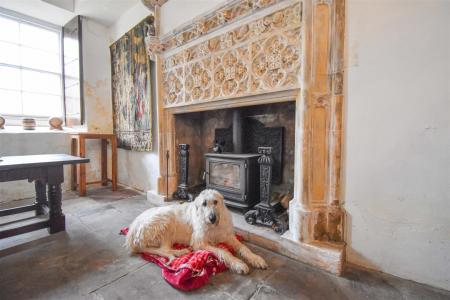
[
  {"xmin": 70, "ymin": 133, "xmax": 117, "ymax": 196},
  {"xmin": 0, "ymin": 154, "xmax": 89, "ymax": 239}
]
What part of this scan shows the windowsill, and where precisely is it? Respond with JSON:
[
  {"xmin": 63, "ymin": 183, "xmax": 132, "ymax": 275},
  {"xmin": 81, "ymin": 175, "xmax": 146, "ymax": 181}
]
[{"xmin": 0, "ymin": 126, "xmax": 87, "ymax": 134}]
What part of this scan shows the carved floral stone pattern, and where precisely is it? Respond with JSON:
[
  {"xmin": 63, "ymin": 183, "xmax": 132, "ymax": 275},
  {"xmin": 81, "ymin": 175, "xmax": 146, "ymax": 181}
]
[
  {"xmin": 251, "ymin": 28, "xmax": 301, "ymax": 91},
  {"xmin": 162, "ymin": 2, "xmax": 302, "ymax": 107},
  {"xmin": 164, "ymin": 68, "xmax": 184, "ymax": 105},
  {"xmin": 160, "ymin": 0, "xmax": 283, "ymax": 51},
  {"xmin": 213, "ymin": 47, "xmax": 250, "ymax": 98},
  {"xmin": 185, "ymin": 59, "xmax": 212, "ymax": 102}
]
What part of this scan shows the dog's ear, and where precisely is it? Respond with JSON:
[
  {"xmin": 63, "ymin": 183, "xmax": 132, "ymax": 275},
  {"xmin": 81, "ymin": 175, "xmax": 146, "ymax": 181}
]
[{"xmin": 214, "ymin": 190, "xmax": 224, "ymax": 201}]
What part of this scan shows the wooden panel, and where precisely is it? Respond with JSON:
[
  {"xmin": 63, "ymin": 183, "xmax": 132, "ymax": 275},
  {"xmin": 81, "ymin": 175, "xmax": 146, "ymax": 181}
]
[{"xmin": 63, "ymin": 16, "xmax": 84, "ymax": 126}]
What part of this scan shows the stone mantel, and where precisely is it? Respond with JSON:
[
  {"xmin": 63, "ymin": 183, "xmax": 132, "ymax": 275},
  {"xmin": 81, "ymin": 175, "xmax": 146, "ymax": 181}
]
[{"xmin": 151, "ymin": 0, "xmax": 346, "ymax": 275}]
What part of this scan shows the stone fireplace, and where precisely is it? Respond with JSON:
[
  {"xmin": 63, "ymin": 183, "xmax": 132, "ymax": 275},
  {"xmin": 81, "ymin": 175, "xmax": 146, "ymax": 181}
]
[{"xmin": 148, "ymin": 0, "xmax": 346, "ymax": 275}]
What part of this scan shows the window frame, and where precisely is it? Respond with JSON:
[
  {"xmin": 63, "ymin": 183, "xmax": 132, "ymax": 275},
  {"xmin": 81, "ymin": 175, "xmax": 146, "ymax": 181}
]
[{"xmin": 0, "ymin": 8, "xmax": 64, "ymax": 127}]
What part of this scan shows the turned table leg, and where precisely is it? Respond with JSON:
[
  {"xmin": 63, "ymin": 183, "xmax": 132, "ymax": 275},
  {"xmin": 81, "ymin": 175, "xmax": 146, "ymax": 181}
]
[
  {"xmin": 34, "ymin": 180, "xmax": 48, "ymax": 216},
  {"xmin": 47, "ymin": 166, "xmax": 65, "ymax": 234}
]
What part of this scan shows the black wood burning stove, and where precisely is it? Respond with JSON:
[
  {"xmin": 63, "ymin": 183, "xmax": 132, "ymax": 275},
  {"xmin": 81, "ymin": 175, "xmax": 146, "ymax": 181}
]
[{"xmin": 205, "ymin": 153, "xmax": 260, "ymax": 210}]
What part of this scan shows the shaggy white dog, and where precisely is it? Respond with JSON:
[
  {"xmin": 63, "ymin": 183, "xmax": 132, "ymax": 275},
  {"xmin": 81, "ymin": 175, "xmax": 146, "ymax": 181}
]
[{"xmin": 126, "ymin": 189, "xmax": 268, "ymax": 274}]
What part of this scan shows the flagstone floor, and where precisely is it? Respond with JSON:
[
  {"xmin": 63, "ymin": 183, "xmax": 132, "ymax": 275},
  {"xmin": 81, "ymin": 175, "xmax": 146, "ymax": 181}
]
[{"xmin": 1, "ymin": 187, "xmax": 449, "ymax": 300}]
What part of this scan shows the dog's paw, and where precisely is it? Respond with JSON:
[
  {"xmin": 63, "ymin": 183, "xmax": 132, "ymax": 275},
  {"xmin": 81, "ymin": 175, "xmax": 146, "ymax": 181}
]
[
  {"xmin": 248, "ymin": 254, "xmax": 268, "ymax": 269},
  {"xmin": 230, "ymin": 260, "xmax": 250, "ymax": 275}
]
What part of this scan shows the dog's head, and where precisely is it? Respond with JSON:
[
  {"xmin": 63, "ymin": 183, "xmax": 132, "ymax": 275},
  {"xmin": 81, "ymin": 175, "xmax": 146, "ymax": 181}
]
[{"xmin": 194, "ymin": 189, "xmax": 225, "ymax": 226}]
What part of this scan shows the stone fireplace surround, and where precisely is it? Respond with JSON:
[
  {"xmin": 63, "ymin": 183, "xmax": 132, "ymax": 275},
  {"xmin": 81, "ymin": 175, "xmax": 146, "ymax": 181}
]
[{"xmin": 148, "ymin": 0, "xmax": 345, "ymax": 275}]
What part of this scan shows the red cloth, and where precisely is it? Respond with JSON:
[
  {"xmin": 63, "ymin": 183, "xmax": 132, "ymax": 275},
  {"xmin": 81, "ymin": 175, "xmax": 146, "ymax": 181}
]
[{"xmin": 120, "ymin": 227, "xmax": 241, "ymax": 291}]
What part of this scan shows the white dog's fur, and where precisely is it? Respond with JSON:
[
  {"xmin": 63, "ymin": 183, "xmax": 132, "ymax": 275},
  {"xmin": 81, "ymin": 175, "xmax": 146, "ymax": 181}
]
[{"xmin": 126, "ymin": 189, "xmax": 267, "ymax": 274}]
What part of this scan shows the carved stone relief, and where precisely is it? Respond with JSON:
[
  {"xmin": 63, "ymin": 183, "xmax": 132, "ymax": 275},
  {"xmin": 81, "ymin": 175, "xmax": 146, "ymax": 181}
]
[
  {"xmin": 163, "ymin": 67, "xmax": 184, "ymax": 105},
  {"xmin": 160, "ymin": 0, "xmax": 284, "ymax": 51},
  {"xmin": 185, "ymin": 59, "xmax": 212, "ymax": 102},
  {"xmin": 162, "ymin": 2, "xmax": 302, "ymax": 107},
  {"xmin": 213, "ymin": 47, "xmax": 250, "ymax": 98},
  {"xmin": 251, "ymin": 28, "xmax": 300, "ymax": 92}
]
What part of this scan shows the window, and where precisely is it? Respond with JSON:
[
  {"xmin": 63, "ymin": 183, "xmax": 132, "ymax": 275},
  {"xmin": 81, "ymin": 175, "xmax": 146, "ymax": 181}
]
[{"xmin": 0, "ymin": 11, "xmax": 63, "ymax": 122}]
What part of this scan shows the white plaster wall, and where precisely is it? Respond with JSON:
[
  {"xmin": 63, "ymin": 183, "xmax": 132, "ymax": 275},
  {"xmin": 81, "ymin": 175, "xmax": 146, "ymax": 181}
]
[
  {"xmin": 160, "ymin": 0, "xmax": 225, "ymax": 36},
  {"xmin": 108, "ymin": 2, "xmax": 159, "ymax": 193},
  {"xmin": 80, "ymin": 18, "xmax": 115, "ymax": 183},
  {"xmin": 108, "ymin": 1, "xmax": 150, "ymax": 43},
  {"xmin": 82, "ymin": 18, "xmax": 113, "ymax": 134},
  {"xmin": 345, "ymin": 0, "xmax": 450, "ymax": 291}
]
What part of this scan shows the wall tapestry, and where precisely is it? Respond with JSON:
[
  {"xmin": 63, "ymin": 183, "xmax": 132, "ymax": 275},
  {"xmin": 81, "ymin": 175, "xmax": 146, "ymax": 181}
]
[{"xmin": 110, "ymin": 17, "xmax": 153, "ymax": 151}]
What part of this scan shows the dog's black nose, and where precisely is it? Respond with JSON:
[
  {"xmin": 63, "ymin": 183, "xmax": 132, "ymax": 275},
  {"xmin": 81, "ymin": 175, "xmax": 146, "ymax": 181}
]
[{"xmin": 209, "ymin": 214, "xmax": 217, "ymax": 224}]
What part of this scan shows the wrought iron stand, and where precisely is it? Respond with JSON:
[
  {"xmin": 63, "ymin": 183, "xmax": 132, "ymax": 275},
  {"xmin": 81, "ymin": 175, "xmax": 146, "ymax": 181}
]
[
  {"xmin": 244, "ymin": 147, "xmax": 288, "ymax": 234},
  {"xmin": 172, "ymin": 144, "xmax": 193, "ymax": 201}
]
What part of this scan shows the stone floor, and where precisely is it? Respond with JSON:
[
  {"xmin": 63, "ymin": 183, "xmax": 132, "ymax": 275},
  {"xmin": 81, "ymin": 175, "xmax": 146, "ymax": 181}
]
[{"xmin": 1, "ymin": 187, "xmax": 449, "ymax": 300}]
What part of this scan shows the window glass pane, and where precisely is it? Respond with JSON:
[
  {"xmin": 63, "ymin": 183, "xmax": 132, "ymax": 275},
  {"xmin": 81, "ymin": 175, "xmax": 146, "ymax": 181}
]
[
  {"xmin": 0, "ymin": 89, "xmax": 22, "ymax": 115},
  {"xmin": 22, "ymin": 69, "xmax": 61, "ymax": 95},
  {"xmin": 0, "ymin": 16, "xmax": 19, "ymax": 43},
  {"xmin": 20, "ymin": 23, "xmax": 59, "ymax": 53},
  {"xmin": 21, "ymin": 46, "xmax": 61, "ymax": 73},
  {"xmin": 63, "ymin": 37, "xmax": 78, "ymax": 61},
  {"xmin": 64, "ymin": 59, "xmax": 79, "ymax": 79},
  {"xmin": 22, "ymin": 92, "xmax": 62, "ymax": 117},
  {"xmin": 65, "ymin": 96, "xmax": 81, "ymax": 116},
  {"xmin": 64, "ymin": 76, "xmax": 78, "ymax": 89},
  {"xmin": 0, "ymin": 15, "xmax": 64, "ymax": 120},
  {"xmin": 65, "ymin": 83, "xmax": 79, "ymax": 99},
  {"xmin": 0, "ymin": 41, "xmax": 20, "ymax": 65},
  {"xmin": 0, "ymin": 66, "xmax": 21, "ymax": 90}
]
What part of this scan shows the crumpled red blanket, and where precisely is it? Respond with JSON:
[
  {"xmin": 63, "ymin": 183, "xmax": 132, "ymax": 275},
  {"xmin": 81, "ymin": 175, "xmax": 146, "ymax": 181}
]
[{"xmin": 120, "ymin": 227, "xmax": 241, "ymax": 291}]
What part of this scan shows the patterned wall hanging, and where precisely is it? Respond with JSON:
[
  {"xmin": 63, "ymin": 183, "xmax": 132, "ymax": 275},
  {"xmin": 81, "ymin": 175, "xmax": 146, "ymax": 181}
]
[{"xmin": 110, "ymin": 16, "xmax": 154, "ymax": 151}]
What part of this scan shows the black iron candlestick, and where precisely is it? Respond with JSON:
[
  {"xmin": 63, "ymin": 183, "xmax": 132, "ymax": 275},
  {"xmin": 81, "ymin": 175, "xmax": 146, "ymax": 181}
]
[
  {"xmin": 244, "ymin": 146, "xmax": 288, "ymax": 234},
  {"xmin": 172, "ymin": 144, "xmax": 193, "ymax": 201}
]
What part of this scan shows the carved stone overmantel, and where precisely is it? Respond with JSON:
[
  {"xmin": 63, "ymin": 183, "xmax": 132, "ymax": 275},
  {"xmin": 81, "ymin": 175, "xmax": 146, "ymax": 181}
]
[{"xmin": 161, "ymin": 1, "xmax": 302, "ymax": 107}]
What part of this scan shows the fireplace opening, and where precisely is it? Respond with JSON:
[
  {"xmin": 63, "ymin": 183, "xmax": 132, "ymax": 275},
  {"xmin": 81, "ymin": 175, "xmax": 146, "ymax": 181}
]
[{"xmin": 174, "ymin": 101, "xmax": 295, "ymax": 211}]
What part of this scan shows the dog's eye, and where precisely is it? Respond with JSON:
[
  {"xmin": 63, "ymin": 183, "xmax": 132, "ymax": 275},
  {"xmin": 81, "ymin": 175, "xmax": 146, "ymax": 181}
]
[
  {"xmin": 202, "ymin": 201, "xmax": 207, "ymax": 207},
  {"xmin": 213, "ymin": 200, "xmax": 218, "ymax": 205}
]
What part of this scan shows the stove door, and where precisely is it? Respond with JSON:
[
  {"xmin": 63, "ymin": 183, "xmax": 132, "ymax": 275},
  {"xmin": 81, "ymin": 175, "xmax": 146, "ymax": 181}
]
[{"xmin": 205, "ymin": 157, "xmax": 247, "ymax": 208}]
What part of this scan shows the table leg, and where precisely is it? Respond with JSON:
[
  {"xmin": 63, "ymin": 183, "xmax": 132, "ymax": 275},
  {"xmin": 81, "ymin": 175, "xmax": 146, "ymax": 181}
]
[
  {"xmin": 34, "ymin": 180, "xmax": 48, "ymax": 216},
  {"xmin": 79, "ymin": 137, "xmax": 87, "ymax": 196},
  {"xmin": 101, "ymin": 139, "xmax": 108, "ymax": 186},
  {"xmin": 111, "ymin": 136, "xmax": 118, "ymax": 191},
  {"xmin": 47, "ymin": 165, "xmax": 65, "ymax": 234},
  {"xmin": 71, "ymin": 137, "xmax": 78, "ymax": 191}
]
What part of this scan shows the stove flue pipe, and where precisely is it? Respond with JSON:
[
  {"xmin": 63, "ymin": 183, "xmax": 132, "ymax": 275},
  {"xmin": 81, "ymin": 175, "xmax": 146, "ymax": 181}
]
[{"xmin": 232, "ymin": 109, "xmax": 243, "ymax": 153}]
